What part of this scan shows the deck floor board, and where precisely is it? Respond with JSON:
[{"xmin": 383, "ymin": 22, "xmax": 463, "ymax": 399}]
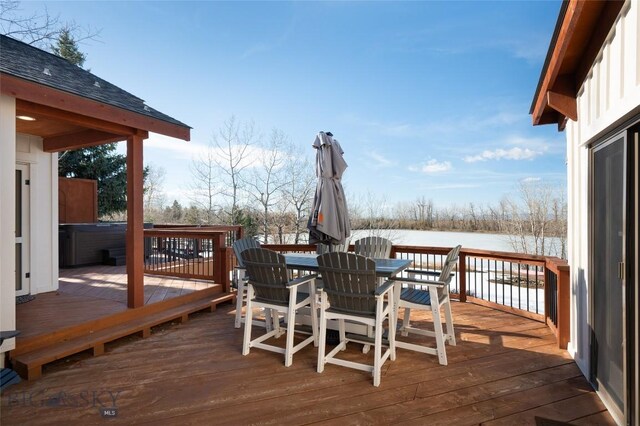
[
  {"xmin": 1, "ymin": 297, "xmax": 615, "ymax": 425},
  {"xmin": 15, "ymin": 265, "xmax": 217, "ymax": 339}
]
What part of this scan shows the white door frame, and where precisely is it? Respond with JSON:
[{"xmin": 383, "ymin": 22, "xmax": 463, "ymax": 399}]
[{"xmin": 15, "ymin": 163, "xmax": 30, "ymax": 296}]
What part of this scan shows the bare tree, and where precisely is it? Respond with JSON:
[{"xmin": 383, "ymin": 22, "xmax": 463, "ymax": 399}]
[
  {"xmin": 415, "ymin": 196, "xmax": 434, "ymax": 228},
  {"xmin": 212, "ymin": 116, "xmax": 257, "ymax": 224},
  {"xmin": 271, "ymin": 201, "xmax": 295, "ymax": 244},
  {"xmin": 189, "ymin": 147, "xmax": 220, "ymax": 225},
  {"xmin": 350, "ymin": 192, "xmax": 400, "ymax": 242},
  {"xmin": 500, "ymin": 181, "xmax": 567, "ymax": 256},
  {"xmin": 550, "ymin": 190, "xmax": 568, "ymax": 259},
  {"xmin": 280, "ymin": 144, "xmax": 315, "ymax": 244},
  {"xmin": 143, "ymin": 163, "xmax": 166, "ymax": 222},
  {"xmin": 1, "ymin": 1, "xmax": 99, "ymax": 47},
  {"xmin": 245, "ymin": 129, "xmax": 290, "ymax": 242}
]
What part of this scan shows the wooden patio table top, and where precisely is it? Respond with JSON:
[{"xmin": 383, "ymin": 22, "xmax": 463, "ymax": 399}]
[{"xmin": 284, "ymin": 253, "xmax": 412, "ymax": 278}]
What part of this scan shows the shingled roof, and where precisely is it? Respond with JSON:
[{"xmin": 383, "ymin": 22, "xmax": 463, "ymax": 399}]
[{"xmin": 0, "ymin": 34, "xmax": 190, "ymax": 130}]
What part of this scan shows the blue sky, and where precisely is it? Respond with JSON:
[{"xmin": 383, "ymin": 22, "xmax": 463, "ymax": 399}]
[{"xmin": 22, "ymin": 1, "xmax": 565, "ymax": 208}]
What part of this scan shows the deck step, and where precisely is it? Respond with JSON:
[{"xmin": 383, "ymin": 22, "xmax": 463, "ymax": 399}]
[
  {"xmin": 11, "ymin": 292, "xmax": 235, "ymax": 381},
  {"xmin": 105, "ymin": 255, "xmax": 126, "ymax": 266},
  {"xmin": 103, "ymin": 248, "xmax": 126, "ymax": 265}
]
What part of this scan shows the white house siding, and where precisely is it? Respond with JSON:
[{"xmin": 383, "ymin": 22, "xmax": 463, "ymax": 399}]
[
  {"xmin": 16, "ymin": 133, "xmax": 59, "ymax": 295},
  {"xmin": 0, "ymin": 95, "xmax": 17, "ymax": 358},
  {"xmin": 565, "ymin": 0, "xmax": 640, "ymax": 377},
  {"xmin": 0, "ymin": 96, "xmax": 59, "ymax": 361}
]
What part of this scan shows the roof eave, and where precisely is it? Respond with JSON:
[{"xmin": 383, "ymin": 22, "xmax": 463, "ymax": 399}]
[
  {"xmin": 1, "ymin": 72, "xmax": 191, "ymax": 141},
  {"xmin": 530, "ymin": 0, "xmax": 625, "ymax": 128}
]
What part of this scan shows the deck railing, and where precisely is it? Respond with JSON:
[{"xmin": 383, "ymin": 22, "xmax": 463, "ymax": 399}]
[
  {"xmin": 263, "ymin": 243, "xmax": 570, "ymax": 349},
  {"xmin": 143, "ymin": 226, "xmax": 242, "ymax": 293},
  {"xmin": 544, "ymin": 257, "xmax": 570, "ymax": 349},
  {"xmin": 144, "ymin": 233, "xmax": 569, "ymax": 349}
]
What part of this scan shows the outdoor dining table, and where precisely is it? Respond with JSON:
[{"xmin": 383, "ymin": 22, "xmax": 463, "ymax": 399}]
[
  {"xmin": 283, "ymin": 253, "xmax": 412, "ymax": 278},
  {"xmin": 283, "ymin": 253, "xmax": 412, "ymax": 336}
]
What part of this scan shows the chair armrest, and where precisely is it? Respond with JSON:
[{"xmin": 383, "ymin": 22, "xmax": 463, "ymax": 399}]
[
  {"xmin": 375, "ymin": 280, "xmax": 395, "ymax": 296},
  {"xmin": 286, "ymin": 274, "xmax": 319, "ymax": 288},
  {"xmin": 403, "ymin": 268, "xmax": 455, "ymax": 277},
  {"xmin": 403, "ymin": 268, "xmax": 439, "ymax": 277},
  {"xmin": 391, "ymin": 277, "xmax": 447, "ymax": 289}
]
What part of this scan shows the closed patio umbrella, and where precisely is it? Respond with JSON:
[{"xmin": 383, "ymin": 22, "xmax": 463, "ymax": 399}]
[{"xmin": 308, "ymin": 131, "xmax": 351, "ymax": 245}]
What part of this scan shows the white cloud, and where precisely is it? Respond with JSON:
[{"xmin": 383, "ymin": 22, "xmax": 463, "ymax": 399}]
[
  {"xmin": 341, "ymin": 108, "xmax": 527, "ymax": 142},
  {"xmin": 521, "ymin": 177, "xmax": 542, "ymax": 183},
  {"xmin": 365, "ymin": 151, "xmax": 396, "ymax": 168},
  {"xmin": 464, "ymin": 147, "xmax": 542, "ymax": 163},
  {"xmin": 143, "ymin": 133, "xmax": 208, "ymax": 159},
  {"xmin": 410, "ymin": 159, "xmax": 452, "ymax": 174},
  {"xmin": 429, "ymin": 183, "xmax": 481, "ymax": 190},
  {"xmin": 143, "ymin": 133, "xmax": 277, "ymax": 169}
]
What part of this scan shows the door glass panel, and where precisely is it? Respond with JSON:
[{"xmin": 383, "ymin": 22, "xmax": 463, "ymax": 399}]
[
  {"xmin": 593, "ymin": 137, "xmax": 625, "ymax": 411},
  {"xmin": 15, "ymin": 243, "xmax": 22, "ymax": 291},
  {"xmin": 15, "ymin": 169, "xmax": 22, "ymax": 238}
]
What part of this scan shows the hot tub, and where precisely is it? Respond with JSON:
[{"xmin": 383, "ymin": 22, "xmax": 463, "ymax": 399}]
[{"xmin": 59, "ymin": 223, "xmax": 152, "ymax": 267}]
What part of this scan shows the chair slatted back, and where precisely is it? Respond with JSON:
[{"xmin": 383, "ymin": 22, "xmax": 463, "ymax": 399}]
[
  {"xmin": 316, "ymin": 239, "xmax": 350, "ymax": 255},
  {"xmin": 317, "ymin": 252, "xmax": 378, "ymax": 317},
  {"xmin": 241, "ymin": 248, "xmax": 290, "ymax": 304},
  {"xmin": 436, "ymin": 245, "xmax": 462, "ymax": 301},
  {"xmin": 354, "ymin": 236, "xmax": 393, "ymax": 259},
  {"xmin": 233, "ymin": 238, "xmax": 261, "ymax": 268}
]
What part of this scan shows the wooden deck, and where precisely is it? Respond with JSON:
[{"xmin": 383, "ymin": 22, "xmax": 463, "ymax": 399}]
[
  {"xmin": 16, "ymin": 265, "xmax": 217, "ymax": 339},
  {"xmin": 1, "ymin": 302, "xmax": 614, "ymax": 425}
]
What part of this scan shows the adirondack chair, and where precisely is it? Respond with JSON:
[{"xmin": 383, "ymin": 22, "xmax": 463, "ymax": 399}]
[
  {"xmin": 393, "ymin": 245, "xmax": 461, "ymax": 366},
  {"xmin": 316, "ymin": 239, "xmax": 350, "ymax": 255},
  {"xmin": 232, "ymin": 237, "xmax": 262, "ymax": 329},
  {"xmin": 354, "ymin": 236, "xmax": 393, "ymax": 259},
  {"xmin": 316, "ymin": 252, "xmax": 396, "ymax": 387},
  {"xmin": 240, "ymin": 248, "xmax": 318, "ymax": 367},
  {"xmin": 354, "ymin": 236, "xmax": 393, "ymax": 352}
]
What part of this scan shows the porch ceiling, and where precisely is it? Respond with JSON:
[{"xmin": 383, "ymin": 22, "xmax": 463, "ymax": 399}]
[{"xmin": 15, "ymin": 99, "xmax": 140, "ymax": 152}]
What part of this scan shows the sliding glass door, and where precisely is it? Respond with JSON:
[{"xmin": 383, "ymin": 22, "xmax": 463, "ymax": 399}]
[{"xmin": 591, "ymin": 133, "xmax": 626, "ymax": 420}]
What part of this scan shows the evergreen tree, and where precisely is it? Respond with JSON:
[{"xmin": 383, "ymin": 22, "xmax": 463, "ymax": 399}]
[
  {"xmin": 53, "ymin": 26, "xmax": 128, "ymax": 218},
  {"xmin": 50, "ymin": 26, "xmax": 85, "ymax": 66}
]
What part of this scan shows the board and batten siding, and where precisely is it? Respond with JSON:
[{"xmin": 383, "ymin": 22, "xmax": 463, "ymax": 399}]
[
  {"xmin": 0, "ymin": 95, "xmax": 59, "ymax": 361},
  {"xmin": 16, "ymin": 133, "xmax": 59, "ymax": 295},
  {"xmin": 0, "ymin": 94, "xmax": 17, "ymax": 358},
  {"xmin": 565, "ymin": 0, "xmax": 640, "ymax": 377}
]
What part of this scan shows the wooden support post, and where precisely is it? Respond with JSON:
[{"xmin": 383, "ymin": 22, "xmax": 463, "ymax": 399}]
[
  {"xmin": 127, "ymin": 133, "xmax": 145, "ymax": 308},
  {"xmin": 556, "ymin": 264, "xmax": 570, "ymax": 350},
  {"xmin": 214, "ymin": 233, "xmax": 230, "ymax": 293},
  {"xmin": 543, "ymin": 266, "xmax": 550, "ymax": 323},
  {"xmin": 458, "ymin": 252, "xmax": 467, "ymax": 303}
]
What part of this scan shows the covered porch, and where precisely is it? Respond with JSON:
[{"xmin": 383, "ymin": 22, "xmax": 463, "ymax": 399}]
[
  {"xmin": 16, "ymin": 265, "xmax": 221, "ymax": 339},
  {"xmin": 10, "ymin": 265, "xmax": 233, "ymax": 381}
]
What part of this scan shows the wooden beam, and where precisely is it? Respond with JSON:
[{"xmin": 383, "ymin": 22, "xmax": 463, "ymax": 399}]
[
  {"xmin": 17, "ymin": 99, "xmax": 135, "ymax": 136},
  {"xmin": 531, "ymin": 0, "xmax": 586, "ymax": 125},
  {"xmin": 43, "ymin": 129, "xmax": 126, "ymax": 152},
  {"xmin": 532, "ymin": 0, "xmax": 624, "ymax": 126},
  {"xmin": 547, "ymin": 91, "xmax": 577, "ymax": 121},
  {"xmin": 127, "ymin": 134, "xmax": 145, "ymax": 308},
  {"xmin": 2, "ymin": 74, "xmax": 190, "ymax": 140}
]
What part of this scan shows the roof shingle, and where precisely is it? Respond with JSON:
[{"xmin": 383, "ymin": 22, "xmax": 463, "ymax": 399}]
[{"xmin": 0, "ymin": 34, "xmax": 190, "ymax": 130}]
